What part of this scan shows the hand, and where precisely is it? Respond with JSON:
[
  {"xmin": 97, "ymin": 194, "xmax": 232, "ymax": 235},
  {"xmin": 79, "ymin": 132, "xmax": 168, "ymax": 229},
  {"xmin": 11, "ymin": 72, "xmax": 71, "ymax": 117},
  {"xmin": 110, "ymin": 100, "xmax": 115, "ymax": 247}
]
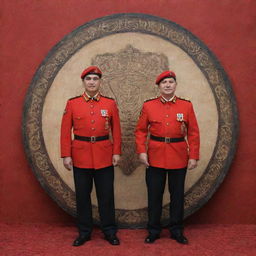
[
  {"xmin": 63, "ymin": 157, "xmax": 73, "ymax": 170},
  {"xmin": 188, "ymin": 159, "xmax": 198, "ymax": 170},
  {"xmin": 139, "ymin": 153, "xmax": 149, "ymax": 166},
  {"xmin": 112, "ymin": 154, "xmax": 120, "ymax": 166}
]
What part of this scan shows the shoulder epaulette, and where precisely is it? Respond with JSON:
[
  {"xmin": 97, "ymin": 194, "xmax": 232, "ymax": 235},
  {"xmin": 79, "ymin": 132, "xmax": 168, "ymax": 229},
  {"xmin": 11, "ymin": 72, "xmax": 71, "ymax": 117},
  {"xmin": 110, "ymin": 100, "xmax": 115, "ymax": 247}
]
[
  {"xmin": 68, "ymin": 95, "xmax": 82, "ymax": 101},
  {"xmin": 144, "ymin": 96, "xmax": 158, "ymax": 102},
  {"xmin": 177, "ymin": 96, "xmax": 191, "ymax": 102},
  {"xmin": 101, "ymin": 95, "xmax": 114, "ymax": 100}
]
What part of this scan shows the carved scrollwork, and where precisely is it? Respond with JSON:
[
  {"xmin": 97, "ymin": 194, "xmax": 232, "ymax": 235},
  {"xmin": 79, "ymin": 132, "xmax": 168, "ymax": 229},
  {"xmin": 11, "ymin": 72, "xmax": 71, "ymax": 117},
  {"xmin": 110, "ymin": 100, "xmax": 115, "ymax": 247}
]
[{"xmin": 92, "ymin": 45, "xmax": 167, "ymax": 174}]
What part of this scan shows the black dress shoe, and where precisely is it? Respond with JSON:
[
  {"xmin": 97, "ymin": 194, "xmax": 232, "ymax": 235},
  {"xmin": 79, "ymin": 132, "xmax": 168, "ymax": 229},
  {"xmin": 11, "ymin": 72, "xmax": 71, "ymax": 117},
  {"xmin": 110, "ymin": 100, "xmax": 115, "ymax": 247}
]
[
  {"xmin": 104, "ymin": 234, "xmax": 120, "ymax": 245},
  {"xmin": 72, "ymin": 235, "xmax": 91, "ymax": 246},
  {"xmin": 144, "ymin": 234, "xmax": 160, "ymax": 244},
  {"xmin": 170, "ymin": 233, "xmax": 188, "ymax": 244}
]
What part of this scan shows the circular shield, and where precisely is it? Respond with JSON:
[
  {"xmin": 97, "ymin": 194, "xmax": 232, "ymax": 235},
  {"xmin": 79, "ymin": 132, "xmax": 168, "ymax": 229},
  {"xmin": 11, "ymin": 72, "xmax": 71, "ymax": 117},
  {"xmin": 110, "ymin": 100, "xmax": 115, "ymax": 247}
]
[{"xmin": 22, "ymin": 13, "xmax": 238, "ymax": 228}]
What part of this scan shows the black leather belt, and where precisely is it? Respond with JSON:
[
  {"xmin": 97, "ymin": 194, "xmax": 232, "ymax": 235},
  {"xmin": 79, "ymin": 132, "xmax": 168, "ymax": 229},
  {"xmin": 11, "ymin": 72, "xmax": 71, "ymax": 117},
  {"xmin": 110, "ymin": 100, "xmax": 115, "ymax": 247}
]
[
  {"xmin": 150, "ymin": 134, "xmax": 185, "ymax": 143},
  {"xmin": 74, "ymin": 134, "xmax": 109, "ymax": 143}
]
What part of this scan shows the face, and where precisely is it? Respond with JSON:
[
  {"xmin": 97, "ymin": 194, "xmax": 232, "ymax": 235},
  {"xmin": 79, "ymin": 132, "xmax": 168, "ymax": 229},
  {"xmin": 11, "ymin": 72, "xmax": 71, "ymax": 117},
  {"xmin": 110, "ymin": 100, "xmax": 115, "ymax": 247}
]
[
  {"xmin": 158, "ymin": 77, "xmax": 177, "ymax": 98},
  {"xmin": 83, "ymin": 74, "xmax": 101, "ymax": 95}
]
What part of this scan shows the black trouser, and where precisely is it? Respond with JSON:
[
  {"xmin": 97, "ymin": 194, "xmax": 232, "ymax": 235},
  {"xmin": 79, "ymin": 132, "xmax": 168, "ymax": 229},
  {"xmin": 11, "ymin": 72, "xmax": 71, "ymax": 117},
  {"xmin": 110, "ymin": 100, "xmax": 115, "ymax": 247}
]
[
  {"xmin": 73, "ymin": 165, "xmax": 117, "ymax": 236},
  {"xmin": 146, "ymin": 166, "xmax": 187, "ymax": 235}
]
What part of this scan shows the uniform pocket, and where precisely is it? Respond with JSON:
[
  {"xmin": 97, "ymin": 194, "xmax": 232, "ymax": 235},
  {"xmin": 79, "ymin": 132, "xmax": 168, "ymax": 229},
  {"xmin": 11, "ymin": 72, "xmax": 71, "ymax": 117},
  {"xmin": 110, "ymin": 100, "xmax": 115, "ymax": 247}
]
[
  {"xmin": 149, "ymin": 119, "xmax": 162, "ymax": 134},
  {"xmin": 98, "ymin": 140, "xmax": 113, "ymax": 154},
  {"xmin": 73, "ymin": 116, "xmax": 86, "ymax": 129},
  {"xmin": 148, "ymin": 139, "xmax": 162, "ymax": 150},
  {"xmin": 71, "ymin": 139, "xmax": 85, "ymax": 149},
  {"xmin": 71, "ymin": 140, "xmax": 84, "ymax": 158},
  {"xmin": 102, "ymin": 140, "xmax": 113, "ymax": 149},
  {"xmin": 150, "ymin": 119, "xmax": 162, "ymax": 124},
  {"xmin": 176, "ymin": 141, "xmax": 189, "ymax": 157}
]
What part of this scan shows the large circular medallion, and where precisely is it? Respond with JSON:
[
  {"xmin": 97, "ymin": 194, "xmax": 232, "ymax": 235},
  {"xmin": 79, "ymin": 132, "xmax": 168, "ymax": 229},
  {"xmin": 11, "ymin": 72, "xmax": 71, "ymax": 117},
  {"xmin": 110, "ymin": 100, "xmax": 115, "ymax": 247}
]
[{"xmin": 23, "ymin": 13, "xmax": 238, "ymax": 227}]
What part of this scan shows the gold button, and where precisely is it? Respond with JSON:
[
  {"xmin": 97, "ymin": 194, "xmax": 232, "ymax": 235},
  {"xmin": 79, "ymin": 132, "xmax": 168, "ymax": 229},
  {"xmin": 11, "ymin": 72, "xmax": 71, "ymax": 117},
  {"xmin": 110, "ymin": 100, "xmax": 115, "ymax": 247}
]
[
  {"xmin": 90, "ymin": 105, "xmax": 94, "ymax": 108},
  {"xmin": 166, "ymin": 115, "xmax": 169, "ymax": 117},
  {"xmin": 91, "ymin": 127, "xmax": 95, "ymax": 130},
  {"xmin": 91, "ymin": 120, "xmax": 95, "ymax": 123},
  {"xmin": 166, "ymin": 122, "xmax": 169, "ymax": 126},
  {"xmin": 90, "ymin": 111, "xmax": 94, "ymax": 115}
]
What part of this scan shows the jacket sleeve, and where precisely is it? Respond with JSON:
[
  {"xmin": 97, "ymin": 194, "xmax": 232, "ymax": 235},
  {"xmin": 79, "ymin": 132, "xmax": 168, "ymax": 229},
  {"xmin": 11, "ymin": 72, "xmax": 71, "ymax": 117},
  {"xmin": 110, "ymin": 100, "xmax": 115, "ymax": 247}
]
[
  {"xmin": 60, "ymin": 100, "xmax": 73, "ymax": 157},
  {"xmin": 135, "ymin": 103, "xmax": 149, "ymax": 154},
  {"xmin": 187, "ymin": 102, "xmax": 200, "ymax": 160},
  {"xmin": 111, "ymin": 101, "xmax": 122, "ymax": 155}
]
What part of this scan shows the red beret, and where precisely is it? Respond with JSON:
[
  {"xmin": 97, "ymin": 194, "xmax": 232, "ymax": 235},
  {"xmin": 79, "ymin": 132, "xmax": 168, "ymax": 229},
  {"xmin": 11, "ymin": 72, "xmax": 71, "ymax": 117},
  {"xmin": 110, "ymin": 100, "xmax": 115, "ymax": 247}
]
[
  {"xmin": 155, "ymin": 70, "xmax": 176, "ymax": 85},
  {"xmin": 81, "ymin": 66, "xmax": 102, "ymax": 79}
]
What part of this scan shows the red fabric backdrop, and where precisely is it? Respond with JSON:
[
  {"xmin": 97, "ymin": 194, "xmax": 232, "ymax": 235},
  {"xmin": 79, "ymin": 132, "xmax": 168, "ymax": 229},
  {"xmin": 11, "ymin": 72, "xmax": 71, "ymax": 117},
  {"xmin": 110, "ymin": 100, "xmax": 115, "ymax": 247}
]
[{"xmin": 1, "ymin": 0, "xmax": 255, "ymax": 224}]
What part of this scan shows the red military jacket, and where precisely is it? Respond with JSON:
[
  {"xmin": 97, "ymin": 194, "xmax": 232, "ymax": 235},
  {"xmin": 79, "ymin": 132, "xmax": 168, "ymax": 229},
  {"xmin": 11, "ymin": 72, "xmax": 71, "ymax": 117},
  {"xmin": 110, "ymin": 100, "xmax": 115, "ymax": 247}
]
[
  {"xmin": 135, "ymin": 96, "xmax": 200, "ymax": 169},
  {"xmin": 60, "ymin": 93, "xmax": 122, "ymax": 169}
]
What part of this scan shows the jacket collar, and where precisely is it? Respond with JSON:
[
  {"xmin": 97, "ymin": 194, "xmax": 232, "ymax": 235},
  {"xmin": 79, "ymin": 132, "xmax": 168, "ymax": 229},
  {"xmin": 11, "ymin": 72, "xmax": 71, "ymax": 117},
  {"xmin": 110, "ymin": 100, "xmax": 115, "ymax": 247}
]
[
  {"xmin": 160, "ymin": 95, "xmax": 177, "ymax": 104},
  {"xmin": 82, "ymin": 92, "xmax": 101, "ymax": 102}
]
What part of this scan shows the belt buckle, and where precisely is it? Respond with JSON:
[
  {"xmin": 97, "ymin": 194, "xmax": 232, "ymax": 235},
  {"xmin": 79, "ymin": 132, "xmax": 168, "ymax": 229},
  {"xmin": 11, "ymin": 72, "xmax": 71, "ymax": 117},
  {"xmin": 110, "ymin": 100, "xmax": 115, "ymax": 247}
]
[
  {"xmin": 90, "ymin": 136, "xmax": 96, "ymax": 143},
  {"xmin": 165, "ymin": 137, "xmax": 171, "ymax": 143}
]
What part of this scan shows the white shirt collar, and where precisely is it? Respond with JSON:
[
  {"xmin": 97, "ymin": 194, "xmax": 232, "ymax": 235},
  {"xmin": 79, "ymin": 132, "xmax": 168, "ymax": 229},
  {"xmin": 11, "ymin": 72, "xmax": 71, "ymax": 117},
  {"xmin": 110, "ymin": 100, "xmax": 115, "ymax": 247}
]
[
  {"xmin": 161, "ymin": 95, "xmax": 175, "ymax": 102},
  {"xmin": 85, "ymin": 91, "xmax": 99, "ymax": 99}
]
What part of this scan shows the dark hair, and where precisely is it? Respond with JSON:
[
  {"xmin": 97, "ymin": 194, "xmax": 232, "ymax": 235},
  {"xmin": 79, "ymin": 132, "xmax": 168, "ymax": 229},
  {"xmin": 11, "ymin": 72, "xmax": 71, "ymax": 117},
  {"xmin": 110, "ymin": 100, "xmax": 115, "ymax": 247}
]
[
  {"xmin": 157, "ymin": 76, "xmax": 176, "ymax": 85},
  {"xmin": 82, "ymin": 72, "xmax": 102, "ymax": 80}
]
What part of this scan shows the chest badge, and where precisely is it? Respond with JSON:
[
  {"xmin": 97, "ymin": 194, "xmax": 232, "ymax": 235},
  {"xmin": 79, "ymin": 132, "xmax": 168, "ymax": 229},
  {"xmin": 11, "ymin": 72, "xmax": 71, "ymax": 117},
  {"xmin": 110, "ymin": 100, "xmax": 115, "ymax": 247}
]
[
  {"xmin": 101, "ymin": 109, "xmax": 110, "ymax": 130},
  {"xmin": 177, "ymin": 113, "xmax": 184, "ymax": 122},
  {"xmin": 101, "ymin": 109, "xmax": 108, "ymax": 117}
]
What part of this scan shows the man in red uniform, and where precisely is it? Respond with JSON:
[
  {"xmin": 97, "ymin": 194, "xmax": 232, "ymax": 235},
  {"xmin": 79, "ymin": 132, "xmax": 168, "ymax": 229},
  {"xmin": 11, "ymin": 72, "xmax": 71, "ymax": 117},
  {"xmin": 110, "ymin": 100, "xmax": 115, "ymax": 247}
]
[
  {"xmin": 135, "ymin": 70, "xmax": 200, "ymax": 244},
  {"xmin": 61, "ymin": 66, "xmax": 121, "ymax": 246}
]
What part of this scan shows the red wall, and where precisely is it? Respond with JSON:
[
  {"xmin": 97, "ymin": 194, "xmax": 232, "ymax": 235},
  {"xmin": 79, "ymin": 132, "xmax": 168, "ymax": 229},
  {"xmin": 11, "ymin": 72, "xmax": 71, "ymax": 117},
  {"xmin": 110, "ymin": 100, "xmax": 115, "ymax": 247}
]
[{"xmin": 1, "ymin": 0, "xmax": 255, "ymax": 224}]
